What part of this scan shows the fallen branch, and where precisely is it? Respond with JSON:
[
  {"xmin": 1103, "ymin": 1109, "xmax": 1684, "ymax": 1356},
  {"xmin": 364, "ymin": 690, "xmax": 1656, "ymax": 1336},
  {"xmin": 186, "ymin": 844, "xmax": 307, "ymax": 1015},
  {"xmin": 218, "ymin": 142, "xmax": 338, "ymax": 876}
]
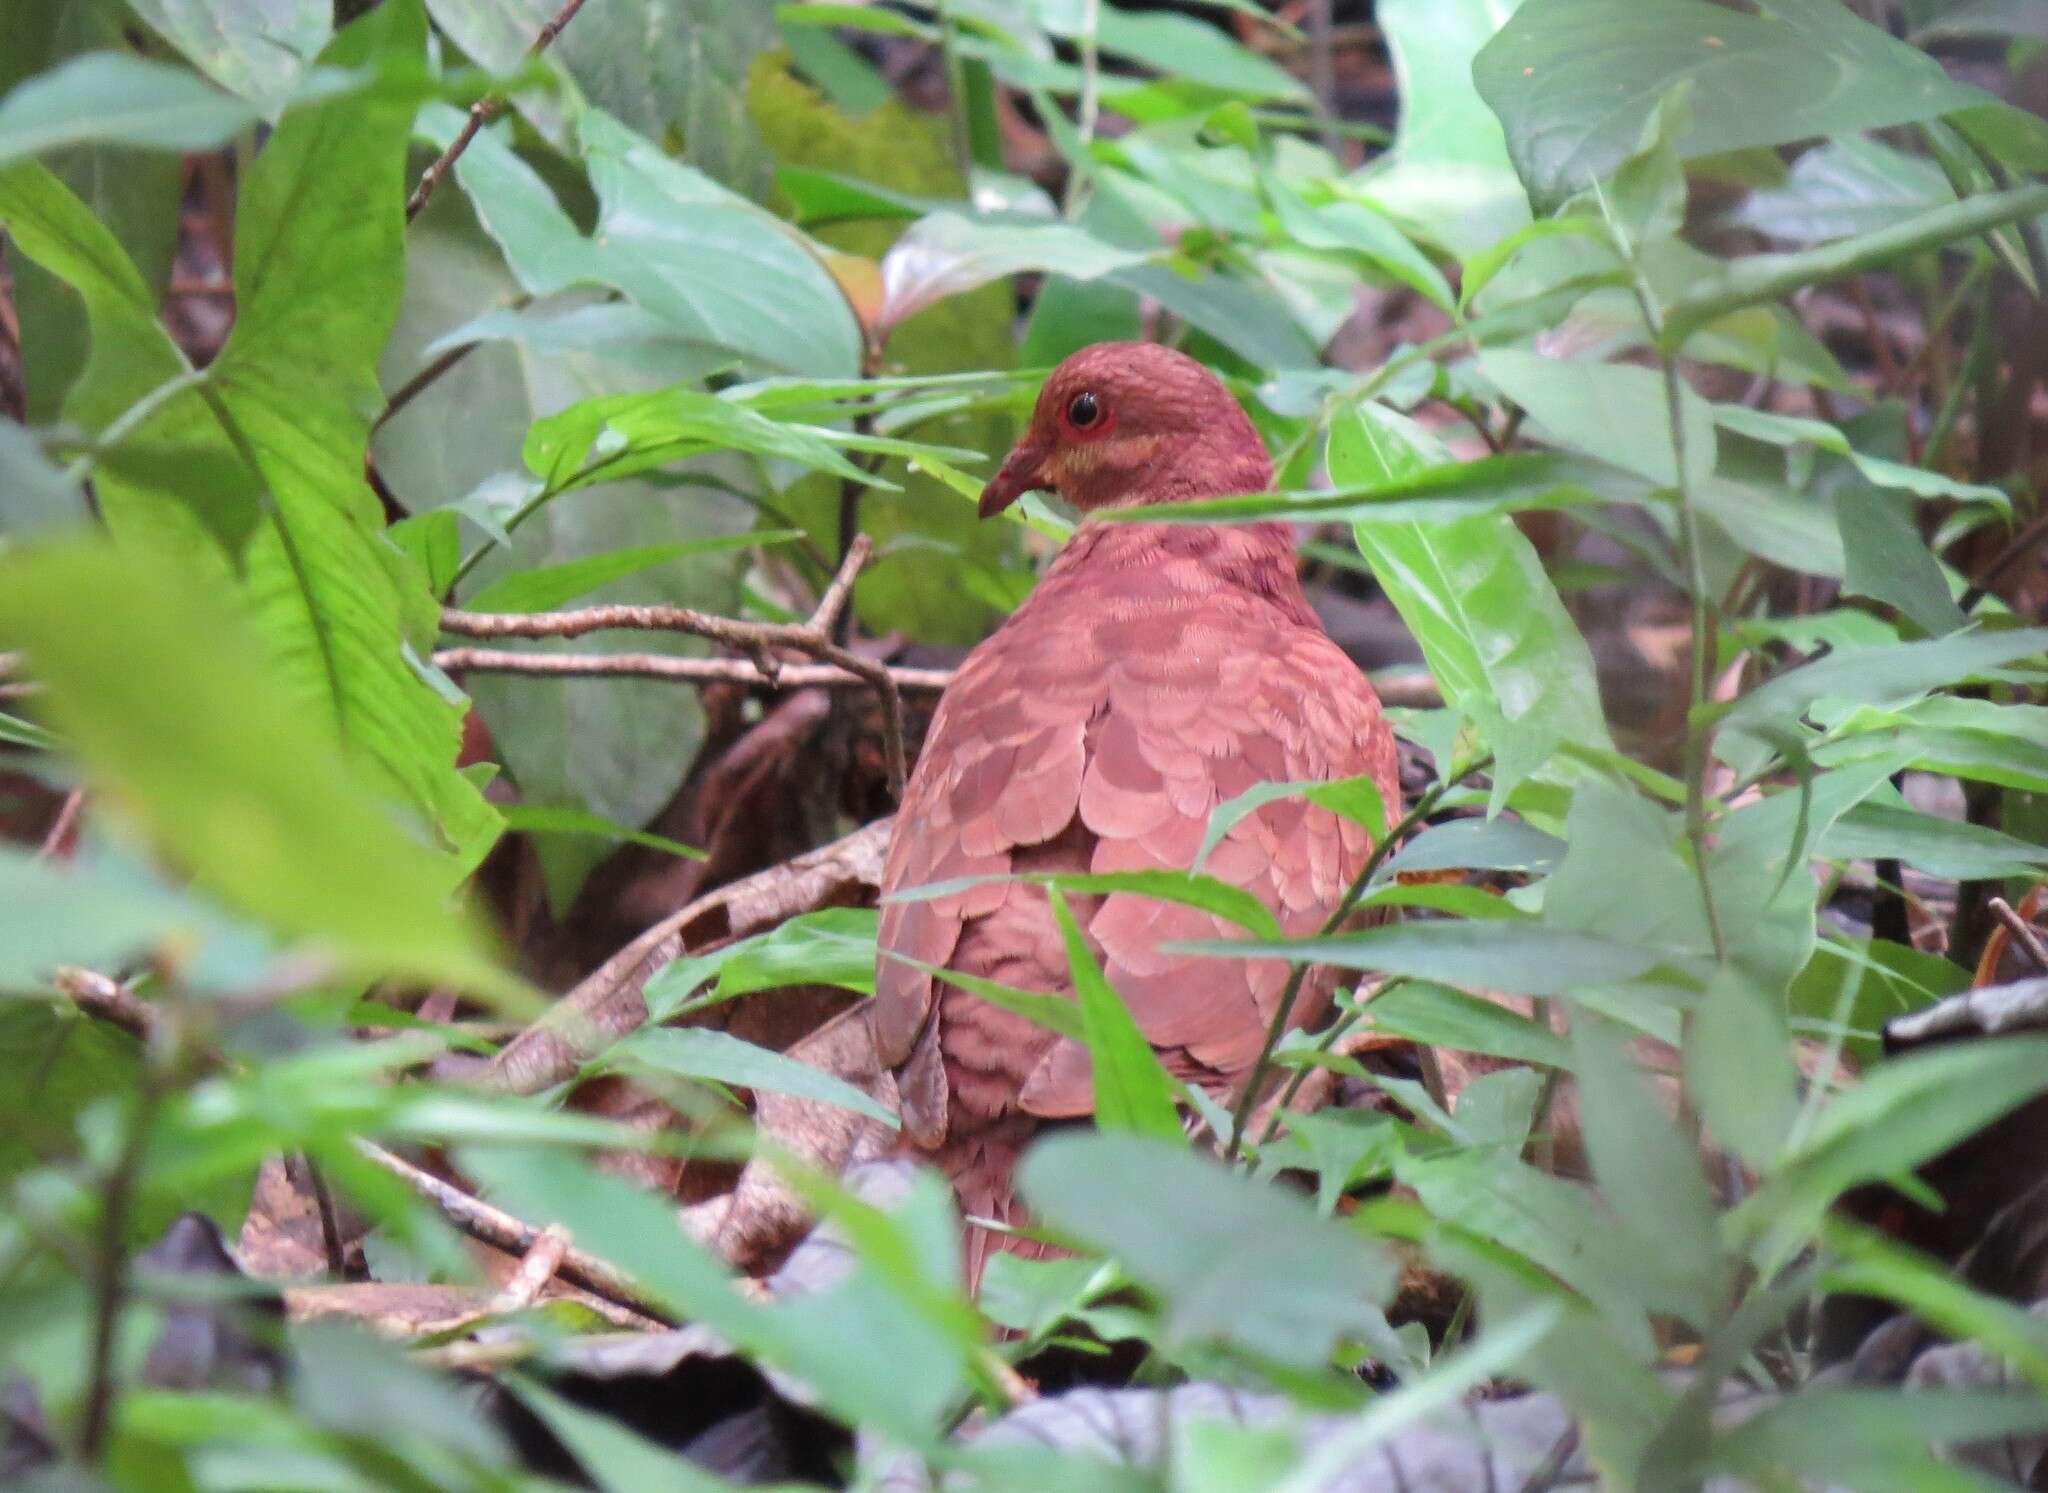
[
  {"xmin": 348, "ymin": 1139, "xmax": 690, "ymax": 1324},
  {"xmin": 486, "ymin": 817, "xmax": 893, "ymax": 1094},
  {"xmin": 441, "ymin": 534, "xmax": 912, "ymax": 795},
  {"xmin": 405, "ymin": 0, "xmax": 591, "ymax": 221}
]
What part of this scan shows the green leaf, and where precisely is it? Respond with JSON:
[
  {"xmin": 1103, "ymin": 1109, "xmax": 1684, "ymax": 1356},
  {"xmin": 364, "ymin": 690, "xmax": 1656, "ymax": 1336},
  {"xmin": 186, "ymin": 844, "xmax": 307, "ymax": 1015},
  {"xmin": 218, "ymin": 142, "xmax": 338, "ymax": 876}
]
[
  {"xmin": 643, "ymin": 907, "xmax": 879, "ymax": 1021},
  {"xmin": 202, "ymin": 0, "xmax": 499, "ymax": 881},
  {"xmin": 497, "ymin": 804, "xmax": 705, "ymax": 862},
  {"xmin": 0, "ymin": 52, "xmax": 260, "ymax": 164},
  {"xmin": 523, "ymin": 385, "xmax": 877, "ymax": 493},
  {"xmin": 1196, "ymin": 775, "xmax": 1387, "ymax": 877},
  {"xmin": 1483, "ymin": 348, "xmax": 1715, "ymax": 488},
  {"xmin": 1714, "ymin": 403, "xmax": 2008, "ymax": 509},
  {"xmin": 1719, "ymin": 135, "xmax": 1956, "ymax": 246},
  {"xmin": 1185, "ymin": 921, "xmax": 1671, "ymax": 998},
  {"xmin": 1331, "ymin": 402, "xmax": 1612, "ymax": 803},
  {"xmin": 1660, "ymin": 180, "xmax": 2048, "ymax": 352},
  {"xmin": 1818, "ymin": 795, "xmax": 2048, "ymax": 881},
  {"xmin": 605, "ymin": 1026, "xmax": 898, "ymax": 1128},
  {"xmin": 1837, "ymin": 485, "xmax": 1968, "ymax": 637},
  {"xmin": 1051, "ymin": 888, "xmax": 1184, "ymax": 1142},
  {"xmin": 1093, "ymin": 7, "xmax": 1308, "ymax": 101},
  {"xmin": 1018, "ymin": 1132, "xmax": 1400, "ymax": 1367},
  {"xmin": 1473, "ymin": 0, "xmax": 1992, "ymax": 214},
  {"xmin": 0, "ymin": 162, "xmax": 254, "ymax": 553},
  {"xmin": 126, "ymin": 0, "xmax": 329, "ymax": 116},
  {"xmin": 462, "ymin": 533, "xmax": 798, "ymax": 613},
  {"xmin": 0, "ymin": 415, "xmax": 86, "ymax": 533},
  {"xmin": 1363, "ymin": 981, "xmax": 1567, "ymax": 1066},
  {"xmin": 1737, "ymin": 1036, "xmax": 2048, "ymax": 1263},
  {"xmin": 1719, "ymin": 627, "xmax": 2048, "ymax": 770},
  {"xmin": 1685, "ymin": 968, "xmax": 1799, "ymax": 1169},
  {"xmin": 1378, "ymin": 816, "xmax": 1564, "ymax": 880},
  {"xmin": 0, "ymin": 541, "xmax": 512, "ymax": 998},
  {"xmin": 877, "ymin": 212, "xmax": 1144, "ymax": 333},
  {"xmin": 433, "ymin": 103, "xmax": 860, "ymax": 377},
  {"xmin": 1112, "ymin": 450, "xmax": 1652, "ymax": 527},
  {"xmin": 1358, "ymin": 0, "xmax": 1532, "ymax": 256}
]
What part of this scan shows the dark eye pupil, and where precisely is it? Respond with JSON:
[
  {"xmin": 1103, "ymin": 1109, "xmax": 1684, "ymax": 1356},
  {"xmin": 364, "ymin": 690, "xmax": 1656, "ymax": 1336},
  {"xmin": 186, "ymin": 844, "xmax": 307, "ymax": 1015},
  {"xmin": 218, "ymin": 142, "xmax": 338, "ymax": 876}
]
[{"xmin": 1068, "ymin": 392, "xmax": 1100, "ymax": 428}]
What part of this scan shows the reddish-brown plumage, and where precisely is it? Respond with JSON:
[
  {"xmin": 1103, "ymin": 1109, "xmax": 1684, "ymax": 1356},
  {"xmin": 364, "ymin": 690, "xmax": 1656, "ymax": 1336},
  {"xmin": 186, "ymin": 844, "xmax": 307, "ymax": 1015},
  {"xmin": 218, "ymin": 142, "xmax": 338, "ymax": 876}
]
[{"xmin": 873, "ymin": 343, "xmax": 1399, "ymax": 1286}]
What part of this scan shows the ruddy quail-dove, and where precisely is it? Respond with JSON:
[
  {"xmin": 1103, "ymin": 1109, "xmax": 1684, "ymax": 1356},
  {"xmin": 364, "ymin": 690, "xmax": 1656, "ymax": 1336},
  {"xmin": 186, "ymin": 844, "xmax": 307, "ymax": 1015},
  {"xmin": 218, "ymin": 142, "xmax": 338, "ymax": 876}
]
[{"xmin": 872, "ymin": 343, "xmax": 1399, "ymax": 1285}]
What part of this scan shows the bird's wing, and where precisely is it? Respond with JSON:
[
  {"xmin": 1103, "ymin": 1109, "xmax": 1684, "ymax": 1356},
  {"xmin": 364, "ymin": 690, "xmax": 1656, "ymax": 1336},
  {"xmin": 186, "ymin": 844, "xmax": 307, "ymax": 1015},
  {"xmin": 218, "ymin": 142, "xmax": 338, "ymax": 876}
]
[{"xmin": 873, "ymin": 574, "xmax": 1397, "ymax": 1138}]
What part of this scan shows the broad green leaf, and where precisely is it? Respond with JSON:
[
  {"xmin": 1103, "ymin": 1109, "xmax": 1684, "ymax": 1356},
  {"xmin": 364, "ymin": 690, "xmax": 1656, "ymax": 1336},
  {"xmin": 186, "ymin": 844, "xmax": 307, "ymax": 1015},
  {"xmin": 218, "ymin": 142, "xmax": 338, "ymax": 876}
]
[
  {"xmin": 605, "ymin": 1026, "xmax": 898, "ymax": 1128},
  {"xmin": 1359, "ymin": 0, "xmax": 1533, "ymax": 255},
  {"xmin": 1473, "ymin": 0, "xmax": 1992, "ymax": 214},
  {"xmin": 1838, "ymin": 484, "xmax": 1967, "ymax": 636},
  {"xmin": 1719, "ymin": 135, "xmax": 1955, "ymax": 245},
  {"xmin": 0, "ymin": 52, "xmax": 259, "ymax": 164},
  {"xmin": 1092, "ymin": 6, "xmax": 1308, "ymax": 101},
  {"xmin": 1709, "ymin": 1387, "xmax": 2048, "ymax": 1489},
  {"xmin": 1813, "ymin": 696, "xmax": 2048, "ymax": 794},
  {"xmin": 0, "ymin": 541, "xmax": 510, "ymax": 997},
  {"xmin": 1112, "ymin": 262, "xmax": 1321, "ymax": 369},
  {"xmin": 1331, "ymin": 402, "xmax": 1611, "ymax": 803},
  {"xmin": 1483, "ymin": 348, "xmax": 1715, "ymax": 488},
  {"xmin": 497, "ymin": 804, "xmax": 705, "ymax": 862},
  {"xmin": 377, "ymin": 203, "xmax": 752, "ymax": 909},
  {"xmin": 1719, "ymin": 627, "xmax": 2048, "ymax": 771},
  {"xmin": 127, "ymin": 0, "xmax": 329, "ymax": 116},
  {"xmin": 878, "ymin": 211, "xmax": 1144, "ymax": 334},
  {"xmin": 1051, "ymin": 887, "xmax": 1184, "ymax": 1143},
  {"xmin": 0, "ymin": 161, "xmax": 254, "ymax": 553},
  {"xmin": 1397, "ymin": 1147, "xmax": 1657, "ymax": 1352},
  {"xmin": 1018, "ymin": 1132, "xmax": 1399, "ymax": 1367},
  {"xmin": 523, "ymin": 385, "xmax": 877, "ymax": 493},
  {"xmin": 206, "ymin": 0, "xmax": 499, "ymax": 882},
  {"xmin": 433, "ymin": 104, "xmax": 860, "ymax": 377},
  {"xmin": 1787, "ymin": 935, "xmax": 1968, "ymax": 1064}
]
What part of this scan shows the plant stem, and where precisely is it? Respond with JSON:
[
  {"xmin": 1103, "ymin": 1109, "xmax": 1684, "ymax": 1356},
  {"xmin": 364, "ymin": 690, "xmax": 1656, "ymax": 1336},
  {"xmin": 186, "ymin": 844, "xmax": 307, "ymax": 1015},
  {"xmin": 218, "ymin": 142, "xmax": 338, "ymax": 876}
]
[
  {"xmin": 1062, "ymin": 0, "xmax": 1102, "ymax": 220},
  {"xmin": 1223, "ymin": 755, "xmax": 1494, "ymax": 1163},
  {"xmin": 933, "ymin": 0, "xmax": 976, "ymax": 188}
]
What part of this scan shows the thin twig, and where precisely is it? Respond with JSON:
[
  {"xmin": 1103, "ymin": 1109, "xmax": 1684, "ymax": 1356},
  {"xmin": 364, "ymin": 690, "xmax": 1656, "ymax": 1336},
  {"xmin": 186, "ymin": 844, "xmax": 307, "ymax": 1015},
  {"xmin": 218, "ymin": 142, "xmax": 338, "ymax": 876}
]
[
  {"xmin": 1959, "ymin": 507, "xmax": 2048, "ymax": 613},
  {"xmin": 1062, "ymin": 0, "xmax": 1103, "ymax": 219},
  {"xmin": 302, "ymin": 1154, "xmax": 350, "ymax": 1279},
  {"xmin": 1989, "ymin": 897, "xmax": 2048, "ymax": 973},
  {"xmin": 1223, "ymin": 756, "xmax": 1494, "ymax": 1163},
  {"xmin": 79, "ymin": 1012, "xmax": 172, "ymax": 1459},
  {"xmin": 54, "ymin": 967, "xmax": 156, "ymax": 1045},
  {"xmin": 404, "ymin": 0, "xmax": 591, "ymax": 221},
  {"xmin": 349, "ymin": 1139, "xmax": 682, "ymax": 1325},
  {"xmin": 487, "ymin": 1224, "xmax": 572, "ymax": 1313},
  {"xmin": 434, "ymin": 649, "xmax": 950, "ymax": 693},
  {"xmin": 374, "ymin": 339, "xmax": 482, "ymax": 432},
  {"xmin": 440, "ymin": 535, "xmax": 913, "ymax": 794},
  {"xmin": 37, "ymin": 789, "xmax": 83, "ymax": 860}
]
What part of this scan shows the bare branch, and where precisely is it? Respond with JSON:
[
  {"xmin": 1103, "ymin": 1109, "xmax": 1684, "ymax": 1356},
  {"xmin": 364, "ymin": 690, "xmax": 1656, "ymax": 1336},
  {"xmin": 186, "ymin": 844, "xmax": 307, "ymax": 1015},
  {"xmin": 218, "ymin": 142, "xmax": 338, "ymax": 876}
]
[
  {"xmin": 404, "ymin": 0, "xmax": 591, "ymax": 222},
  {"xmin": 38, "ymin": 789, "xmax": 83, "ymax": 860},
  {"xmin": 54, "ymin": 967, "xmax": 156, "ymax": 1045},
  {"xmin": 349, "ymin": 1139, "xmax": 689, "ymax": 1324},
  {"xmin": 433, "ymin": 648, "xmax": 949, "ymax": 694},
  {"xmin": 440, "ymin": 535, "xmax": 916, "ymax": 794},
  {"xmin": 1990, "ymin": 896, "xmax": 2048, "ymax": 973}
]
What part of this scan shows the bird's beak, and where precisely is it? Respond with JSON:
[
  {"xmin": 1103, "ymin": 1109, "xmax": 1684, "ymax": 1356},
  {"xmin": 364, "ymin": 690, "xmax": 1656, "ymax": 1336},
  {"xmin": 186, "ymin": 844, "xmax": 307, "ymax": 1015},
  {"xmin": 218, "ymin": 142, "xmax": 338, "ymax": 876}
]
[{"xmin": 978, "ymin": 438, "xmax": 1049, "ymax": 518}]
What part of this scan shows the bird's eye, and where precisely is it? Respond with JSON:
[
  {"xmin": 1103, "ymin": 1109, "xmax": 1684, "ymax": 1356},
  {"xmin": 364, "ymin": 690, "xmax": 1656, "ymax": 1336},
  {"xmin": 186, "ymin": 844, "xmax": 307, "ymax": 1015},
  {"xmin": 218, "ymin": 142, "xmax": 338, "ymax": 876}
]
[{"xmin": 1066, "ymin": 391, "xmax": 1101, "ymax": 429}]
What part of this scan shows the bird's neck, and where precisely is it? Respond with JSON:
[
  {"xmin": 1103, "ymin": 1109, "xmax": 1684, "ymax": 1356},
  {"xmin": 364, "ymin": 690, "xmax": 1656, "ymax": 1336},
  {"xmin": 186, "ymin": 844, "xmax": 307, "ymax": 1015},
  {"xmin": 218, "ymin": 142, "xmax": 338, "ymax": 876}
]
[{"xmin": 1031, "ymin": 519, "xmax": 1318, "ymax": 626}]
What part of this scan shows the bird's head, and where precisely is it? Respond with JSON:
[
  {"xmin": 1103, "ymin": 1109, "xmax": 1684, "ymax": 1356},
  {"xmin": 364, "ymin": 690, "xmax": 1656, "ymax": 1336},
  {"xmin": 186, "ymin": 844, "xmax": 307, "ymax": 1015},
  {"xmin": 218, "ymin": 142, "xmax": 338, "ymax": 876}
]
[{"xmin": 977, "ymin": 342, "xmax": 1274, "ymax": 518}]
